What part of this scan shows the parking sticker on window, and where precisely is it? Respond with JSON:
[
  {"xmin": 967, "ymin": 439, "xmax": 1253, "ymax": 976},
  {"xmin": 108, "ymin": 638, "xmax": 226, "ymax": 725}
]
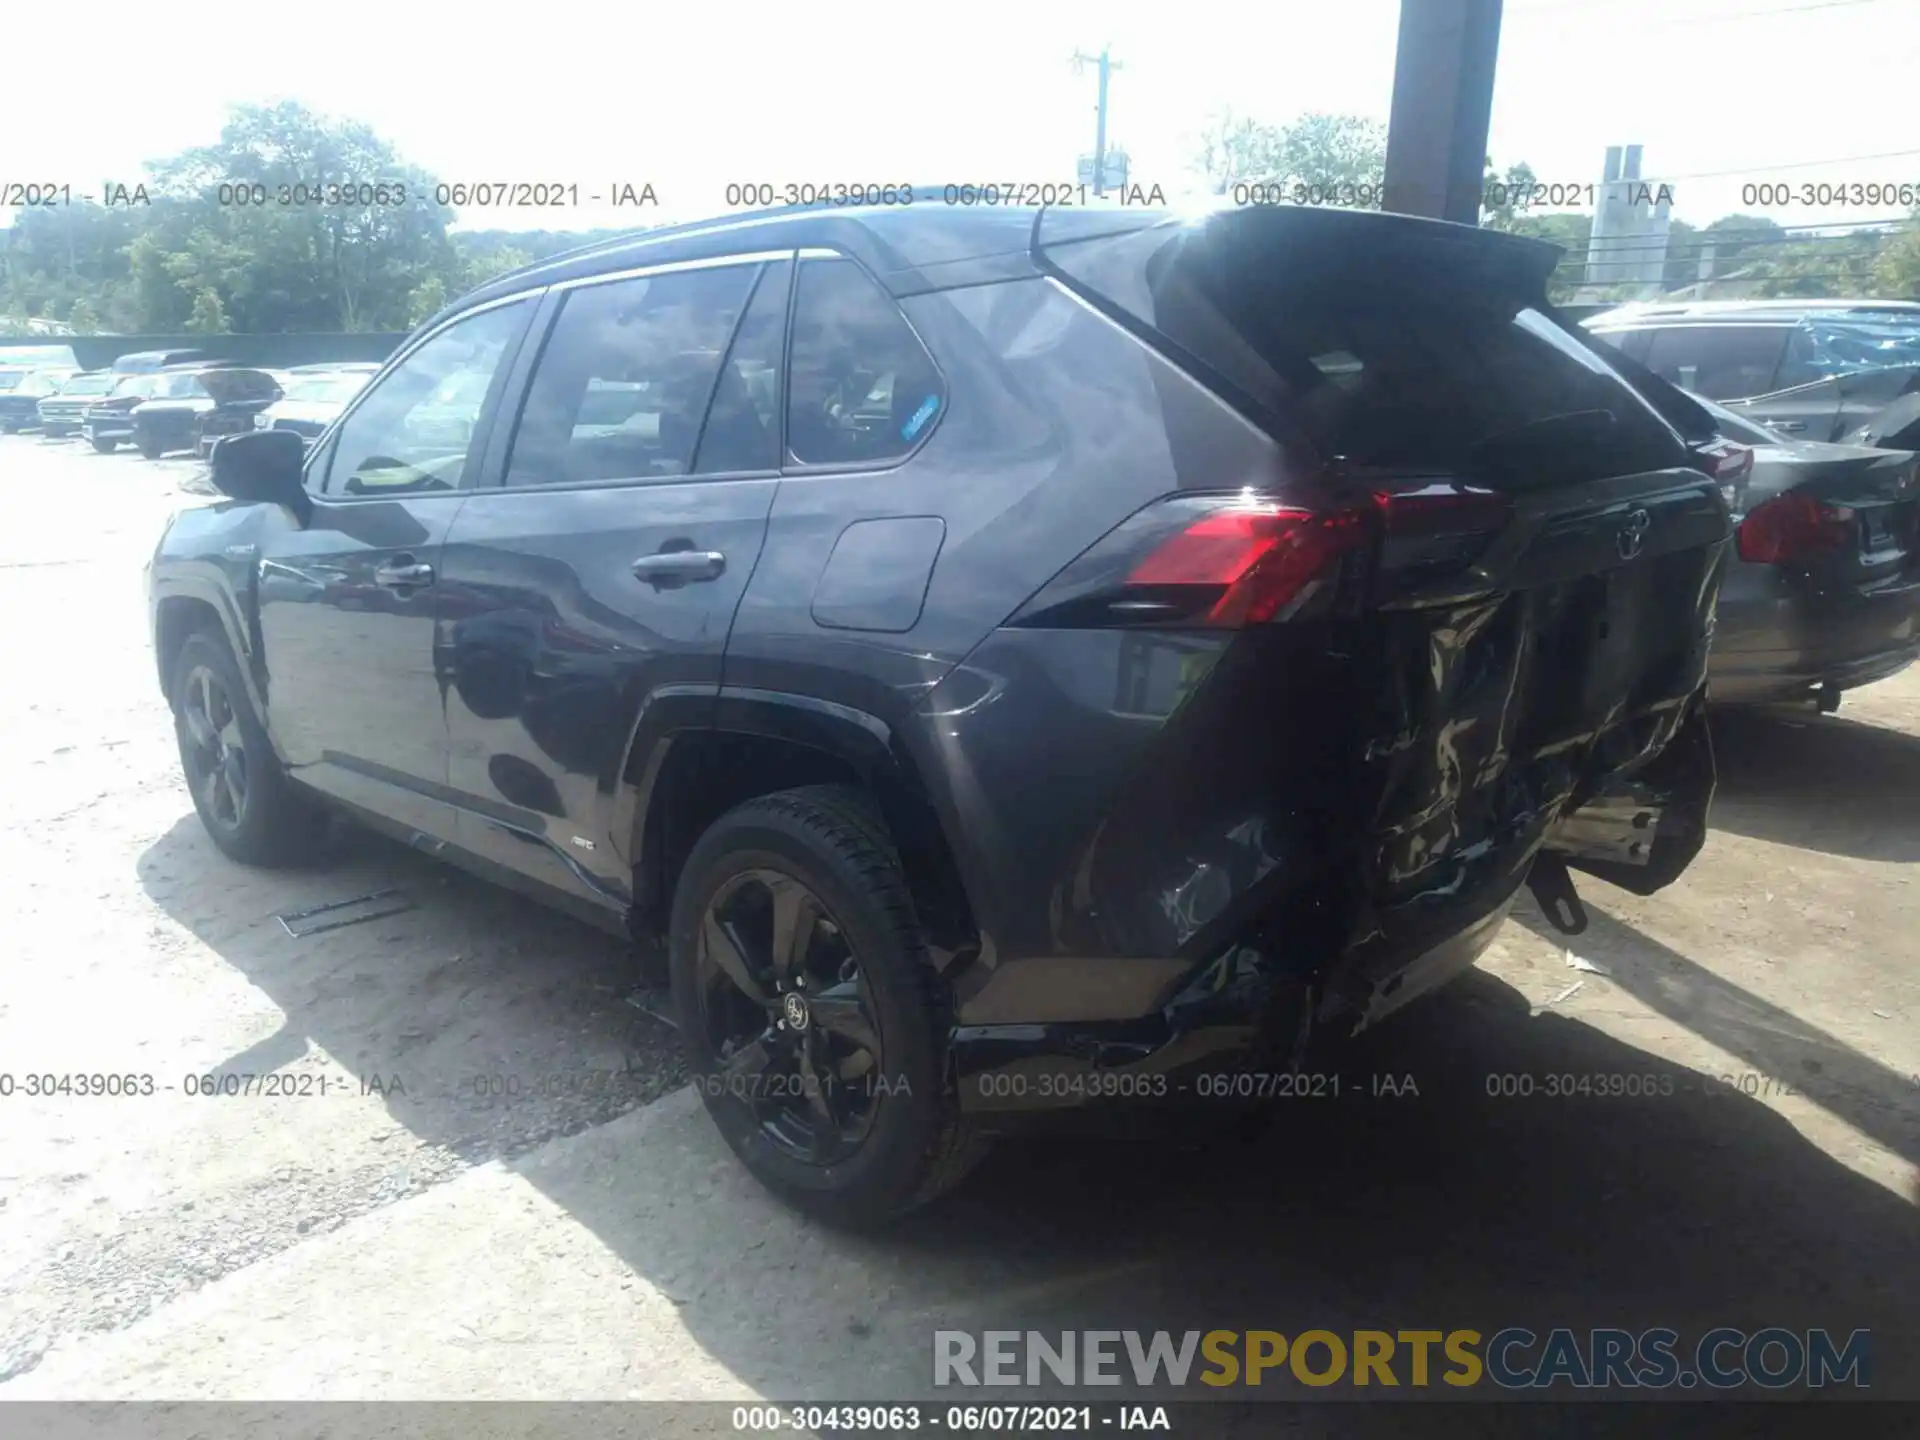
[{"xmin": 901, "ymin": 394, "xmax": 940, "ymax": 441}]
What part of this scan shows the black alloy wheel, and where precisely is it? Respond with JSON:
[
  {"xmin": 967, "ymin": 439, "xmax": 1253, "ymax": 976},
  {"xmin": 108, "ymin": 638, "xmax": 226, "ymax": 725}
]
[
  {"xmin": 178, "ymin": 660, "xmax": 250, "ymax": 833},
  {"xmin": 668, "ymin": 786, "xmax": 985, "ymax": 1225},
  {"xmin": 695, "ymin": 868, "xmax": 886, "ymax": 1165},
  {"xmin": 169, "ymin": 630, "xmax": 323, "ymax": 866}
]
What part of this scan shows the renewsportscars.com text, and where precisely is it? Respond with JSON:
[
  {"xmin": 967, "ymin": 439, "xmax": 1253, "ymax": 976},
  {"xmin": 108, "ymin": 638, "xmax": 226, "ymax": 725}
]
[{"xmin": 933, "ymin": 1328, "xmax": 1871, "ymax": 1390}]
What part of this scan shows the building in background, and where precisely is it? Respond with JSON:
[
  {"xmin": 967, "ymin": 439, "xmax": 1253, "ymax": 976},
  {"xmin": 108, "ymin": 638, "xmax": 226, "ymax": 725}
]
[{"xmin": 1583, "ymin": 145, "xmax": 1672, "ymax": 287}]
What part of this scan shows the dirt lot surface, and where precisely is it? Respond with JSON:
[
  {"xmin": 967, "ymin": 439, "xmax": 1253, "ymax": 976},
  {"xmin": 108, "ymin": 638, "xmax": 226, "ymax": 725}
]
[{"xmin": 0, "ymin": 433, "xmax": 1914, "ymax": 1419}]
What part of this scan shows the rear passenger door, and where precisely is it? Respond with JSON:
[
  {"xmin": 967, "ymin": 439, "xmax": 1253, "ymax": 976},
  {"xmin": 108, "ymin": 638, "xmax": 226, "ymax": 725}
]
[{"xmin": 436, "ymin": 254, "xmax": 791, "ymax": 909}]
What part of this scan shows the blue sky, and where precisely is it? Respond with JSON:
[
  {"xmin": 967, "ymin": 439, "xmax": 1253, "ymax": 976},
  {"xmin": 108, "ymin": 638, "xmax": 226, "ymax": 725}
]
[{"xmin": 3, "ymin": 0, "xmax": 1915, "ymax": 233}]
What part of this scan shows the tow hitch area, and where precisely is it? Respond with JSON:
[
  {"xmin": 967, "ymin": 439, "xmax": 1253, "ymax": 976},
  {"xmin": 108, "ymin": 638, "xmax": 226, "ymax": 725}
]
[{"xmin": 1527, "ymin": 853, "xmax": 1589, "ymax": 935}]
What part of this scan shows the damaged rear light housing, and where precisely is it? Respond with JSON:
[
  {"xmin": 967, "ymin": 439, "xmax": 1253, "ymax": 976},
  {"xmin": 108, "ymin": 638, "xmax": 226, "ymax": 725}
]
[
  {"xmin": 1125, "ymin": 505, "xmax": 1369, "ymax": 626},
  {"xmin": 1736, "ymin": 488, "xmax": 1855, "ymax": 565},
  {"xmin": 1011, "ymin": 494, "xmax": 1372, "ymax": 630}
]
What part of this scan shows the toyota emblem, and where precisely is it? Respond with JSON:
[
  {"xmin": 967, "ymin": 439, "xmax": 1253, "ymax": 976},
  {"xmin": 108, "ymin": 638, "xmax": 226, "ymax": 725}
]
[{"xmin": 1616, "ymin": 507, "xmax": 1652, "ymax": 560}]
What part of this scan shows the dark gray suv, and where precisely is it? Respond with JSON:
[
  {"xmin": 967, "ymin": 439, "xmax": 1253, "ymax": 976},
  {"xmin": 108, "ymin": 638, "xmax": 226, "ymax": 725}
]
[{"xmin": 148, "ymin": 198, "xmax": 1732, "ymax": 1223}]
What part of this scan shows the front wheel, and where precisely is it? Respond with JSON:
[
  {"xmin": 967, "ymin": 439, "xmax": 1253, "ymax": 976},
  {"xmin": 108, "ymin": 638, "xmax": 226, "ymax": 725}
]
[
  {"xmin": 669, "ymin": 786, "xmax": 985, "ymax": 1226},
  {"xmin": 89, "ymin": 437, "xmax": 116, "ymax": 454},
  {"xmin": 170, "ymin": 631, "xmax": 323, "ymax": 866}
]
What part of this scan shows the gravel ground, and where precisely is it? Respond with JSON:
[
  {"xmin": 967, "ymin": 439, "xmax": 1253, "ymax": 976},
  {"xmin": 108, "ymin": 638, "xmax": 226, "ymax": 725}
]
[
  {"xmin": 0, "ymin": 438, "xmax": 685, "ymax": 1384},
  {"xmin": 0, "ymin": 431, "xmax": 1914, "ymax": 1406}
]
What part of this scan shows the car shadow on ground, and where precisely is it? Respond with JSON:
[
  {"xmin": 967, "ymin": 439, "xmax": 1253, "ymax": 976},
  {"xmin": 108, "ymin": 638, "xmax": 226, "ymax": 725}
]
[
  {"xmin": 1708, "ymin": 705, "xmax": 1920, "ymax": 862},
  {"xmin": 137, "ymin": 817, "xmax": 683, "ymax": 1163},
  {"xmin": 138, "ymin": 809, "xmax": 1920, "ymax": 1415},
  {"xmin": 1509, "ymin": 900, "xmax": 1919, "ymax": 1174}
]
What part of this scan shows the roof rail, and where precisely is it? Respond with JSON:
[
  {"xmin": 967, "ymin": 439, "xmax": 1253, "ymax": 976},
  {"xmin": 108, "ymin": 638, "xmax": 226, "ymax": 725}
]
[{"xmin": 475, "ymin": 185, "xmax": 1092, "ymax": 291}]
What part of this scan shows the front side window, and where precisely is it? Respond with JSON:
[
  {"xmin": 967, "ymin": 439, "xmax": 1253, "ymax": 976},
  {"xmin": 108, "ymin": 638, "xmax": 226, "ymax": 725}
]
[
  {"xmin": 1643, "ymin": 326, "xmax": 1788, "ymax": 400},
  {"xmin": 324, "ymin": 299, "xmax": 530, "ymax": 496},
  {"xmin": 786, "ymin": 258, "xmax": 944, "ymax": 467},
  {"xmin": 505, "ymin": 264, "xmax": 759, "ymax": 487}
]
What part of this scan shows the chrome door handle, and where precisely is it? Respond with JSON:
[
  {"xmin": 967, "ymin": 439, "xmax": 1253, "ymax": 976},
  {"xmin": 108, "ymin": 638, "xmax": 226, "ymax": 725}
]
[
  {"xmin": 630, "ymin": 550, "xmax": 726, "ymax": 583},
  {"xmin": 1767, "ymin": 420, "xmax": 1807, "ymax": 434},
  {"xmin": 374, "ymin": 560, "xmax": 435, "ymax": 587}
]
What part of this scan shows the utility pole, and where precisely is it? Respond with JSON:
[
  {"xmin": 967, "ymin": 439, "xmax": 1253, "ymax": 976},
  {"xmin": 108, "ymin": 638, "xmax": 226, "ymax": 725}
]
[{"xmin": 1071, "ymin": 45, "xmax": 1123, "ymax": 196}]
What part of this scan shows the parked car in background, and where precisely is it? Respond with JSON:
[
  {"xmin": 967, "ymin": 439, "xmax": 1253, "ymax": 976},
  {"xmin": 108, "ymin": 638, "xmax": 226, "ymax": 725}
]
[
  {"xmin": 111, "ymin": 349, "xmax": 214, "ymax": 376},
  {"xmin": 0, "ymin": 367, "xmax": 76, "ymax": 431},
  {"xmin": 36, "ymin": 370, "xmax": 117, "ymax": 437},
  {"xmin": 80, "ymin": 373, "xmax": 160, "ymax": 452},
  {"xmin": 130, "ymin": 367, "xmax": 284, "ymax": 459},
  {"xmin": 249, "ymin": 367, "xmax": 378, "ymax": 445},
  {"xmin": 1585, "ymin": 300, "xmax": 1920, "ymax": 444},
  {"xmin": 1687, "ymin": 391, "xmax": 1920, "ymax": 708}
]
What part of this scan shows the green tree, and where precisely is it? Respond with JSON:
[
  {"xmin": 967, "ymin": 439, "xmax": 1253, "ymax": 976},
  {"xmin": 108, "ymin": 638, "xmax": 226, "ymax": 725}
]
[
  {"xmin": 65, "ymin": 298, "xmax": 102, "ymax": 334},
  {"xmin": 1872, "ymin": 212, "xmax": 1920, "ymax": 297},
  {"xmin": 405, "ymin": 275, "xmax": 447, "ymax": 326},
  {"xmin": 1191, "ymin": 110, "xmax": 1387, "ymax": 197},
  {"xmin": 147, "ymin": 100, "xmax": 461, "ymax": 332},
  {"xmin": 1481, "ymin": 160, "xmax": 1538, "ymax": 231},
  {"xmin": 1698, "ymin": 214, "xmax": 1786, "ymax": 278},
  {"xmin": 187, "ymin": 287, "xmax": 229, "ymax": 332}
]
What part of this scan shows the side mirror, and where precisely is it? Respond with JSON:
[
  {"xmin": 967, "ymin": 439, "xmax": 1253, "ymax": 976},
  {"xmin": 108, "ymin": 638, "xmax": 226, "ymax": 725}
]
[{"xmin": 209, "ymin": 429, "xmax": 311, "ymax": 523}]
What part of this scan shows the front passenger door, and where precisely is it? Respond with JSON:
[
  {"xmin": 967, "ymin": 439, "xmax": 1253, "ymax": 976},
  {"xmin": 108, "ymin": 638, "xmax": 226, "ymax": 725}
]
[{"xmin": 256, "ymin": 296, "xmax": 536, "ymax": 842}]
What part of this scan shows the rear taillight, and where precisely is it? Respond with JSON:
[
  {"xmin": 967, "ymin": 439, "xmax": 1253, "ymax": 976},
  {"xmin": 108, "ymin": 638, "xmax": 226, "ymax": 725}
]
[
  {"xmin": 1736, "ymin": 489, "xmax": 1854, "ymax": 565},
  {"xmin": 1127, "ymin": 506, "xmax": 1368, "ymax": 627},
  {"xmin": 1010, "ymin": 495, "xmax": 1373, "ymax": 630},
  {"xmin": 1695, "ymin": 438, "xmax": 1753, "ymax": 485}
]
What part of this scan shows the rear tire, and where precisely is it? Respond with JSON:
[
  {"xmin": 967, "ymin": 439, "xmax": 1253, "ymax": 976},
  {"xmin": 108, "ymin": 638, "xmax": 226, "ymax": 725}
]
[
  {"xmin": 170, "ymin": 631, "xmax": 324, "ymax": 866},
  {"xmin": 90, "ymin": 437, "xmax": 116, "ymax": 454},
  {"xmin": 137, "ymin": 436, "xmax": 164, "ymax": 460},
  {"xmin": 669, "ymin": 785, "xmax": 985, "ymax": 1226}
]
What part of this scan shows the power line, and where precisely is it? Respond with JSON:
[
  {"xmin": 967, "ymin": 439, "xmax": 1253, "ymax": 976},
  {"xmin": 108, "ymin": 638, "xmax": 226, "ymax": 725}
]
[
  {"xmin": 1643, "ymin": 149, "xmax": 1920, "ymax": 183},
  {"xmin": 1559, "ymin": 232, "xmax": 1906, "ymax": 260}
]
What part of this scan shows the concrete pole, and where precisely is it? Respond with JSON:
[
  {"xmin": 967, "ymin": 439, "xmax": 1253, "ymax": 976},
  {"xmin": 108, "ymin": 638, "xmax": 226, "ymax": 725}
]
[{"xmin": 1381, "ymin": 0, "xmax": 1505, "ymax": 225}]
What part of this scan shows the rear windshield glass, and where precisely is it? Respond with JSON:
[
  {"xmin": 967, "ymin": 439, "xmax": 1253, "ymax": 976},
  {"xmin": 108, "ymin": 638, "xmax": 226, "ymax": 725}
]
[
  {"xmin": 150, "ymin": 373, "xmax": 209, "ymax": 399},
  {"xmin": 1048, "ymin": 214, "xmax": 1690, "ymax": 486},
  {"xmin": 203, "ymin": 369, "xmax": 280, "ymax": 400}
]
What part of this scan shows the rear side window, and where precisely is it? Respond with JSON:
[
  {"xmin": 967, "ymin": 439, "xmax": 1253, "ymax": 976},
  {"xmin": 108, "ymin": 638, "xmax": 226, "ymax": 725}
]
[
  {"xmin": 506, "ymin": 264, "xmax": 758, "ymax": 487},
  {"xmin": 1643, "ymin": 326, "xmax": 1788, "ymax": 400},
  {"xmin": 1046, "ymin": 214, "xmax": 1687, "ymax": 485},
  {"xmin": 786, "ymin": 258, "xmax": 944, "ymax": 467},
  {"xmin": 693, "ymin": 260, "xmax": 791, "ymax": 474}
]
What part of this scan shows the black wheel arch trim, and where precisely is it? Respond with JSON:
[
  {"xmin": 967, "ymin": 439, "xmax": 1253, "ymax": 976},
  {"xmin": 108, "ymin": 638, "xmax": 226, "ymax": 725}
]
[
  {"xmin": 617, "ymin": 684, "xmax": 981, "ymax": 959},
  {"xmin": 150, "ymin": 576, "xmax": 262, "ymax": 716}
]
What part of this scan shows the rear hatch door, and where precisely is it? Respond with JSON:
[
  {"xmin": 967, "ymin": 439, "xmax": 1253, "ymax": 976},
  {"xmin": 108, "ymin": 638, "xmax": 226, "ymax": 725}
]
[{"xmin": 1036, "ymin": 204, "xmax": 1730, "ymax": 967}]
